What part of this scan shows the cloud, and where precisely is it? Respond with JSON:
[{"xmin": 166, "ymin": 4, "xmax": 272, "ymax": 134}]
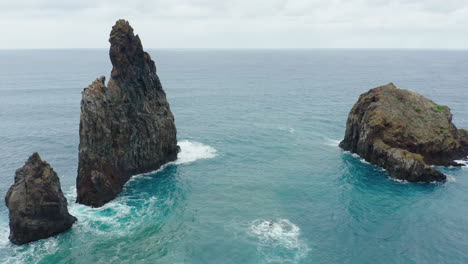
[{"xmin": 0, "ymin": 0, "xmax": 467, "ymax": 48}]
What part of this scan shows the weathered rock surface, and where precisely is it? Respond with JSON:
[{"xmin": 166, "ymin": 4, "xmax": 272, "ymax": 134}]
[
  {"xmin": 77, "ymin": 19, "xmax": 178, "ymax": 207},
  {"xmin": 5, "ymin": 153, "xmax": 76, "ymax": 245},
  {"xmin": 340, "ymin": 83, "xmax": 468, "ymax": 182}
]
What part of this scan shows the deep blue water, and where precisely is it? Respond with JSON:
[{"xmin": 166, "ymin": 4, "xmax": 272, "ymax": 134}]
[{"xmin": 0, "ymin": 49, "xmax": 467, "ymax": 264}]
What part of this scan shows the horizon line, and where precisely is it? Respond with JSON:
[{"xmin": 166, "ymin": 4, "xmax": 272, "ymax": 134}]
[{"xmin": 0, "ymin": 47, "xmax": 468, "ymax": 51}]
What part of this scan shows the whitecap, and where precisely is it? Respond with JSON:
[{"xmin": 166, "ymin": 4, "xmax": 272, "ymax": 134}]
[
  {"xmin": 250, "ymin": 219, "xmax": 309, "ymax": 263},
  {"xmin": 174, "ymin": 140, "xmax": 217, "ymax": 165}
]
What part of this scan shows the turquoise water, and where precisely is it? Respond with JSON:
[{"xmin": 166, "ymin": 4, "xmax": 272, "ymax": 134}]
[{"xmin": 0, "ymin": 49, "xmax": 467, "ymax": 263}]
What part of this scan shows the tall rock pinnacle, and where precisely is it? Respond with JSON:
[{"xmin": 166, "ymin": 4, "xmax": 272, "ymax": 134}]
[{"xmin": 76, "ymin": 19, "xmax": 179, "ymax": 207}]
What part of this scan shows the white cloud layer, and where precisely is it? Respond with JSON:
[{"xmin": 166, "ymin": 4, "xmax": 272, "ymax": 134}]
[{"xmin": 0, "ymin": 0, "xmax": 467, "ymax": 48}]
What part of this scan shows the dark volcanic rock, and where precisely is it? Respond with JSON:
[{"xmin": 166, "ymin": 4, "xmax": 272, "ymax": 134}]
[
  {"xmin": 5, "ymin": 153, "xmax": 76, "ymax": 245},
  {"xmin": 76, "ymin": 19, "xmax": 179, "ymax": 207},
  {"xmin": 340, "ymin": 83, "xmax": 468, "ymax": 182}
]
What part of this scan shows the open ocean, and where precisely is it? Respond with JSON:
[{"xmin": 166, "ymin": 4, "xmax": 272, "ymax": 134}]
[{"xmin": 0, "ymin": 49, "xmax": 467, "ymax": 264}]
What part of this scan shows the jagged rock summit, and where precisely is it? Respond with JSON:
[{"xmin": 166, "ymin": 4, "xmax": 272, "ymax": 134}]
[
  {"xmin": 340, "ymin": 83, "xmax": 468, "ymax": 182},
  {"xmin": 5, "ymin": 153, "xmax": 76, "ymax": 245},
  {"xmin": 77, "ymin": 19, "xmax": 179, "ymax": 207}
]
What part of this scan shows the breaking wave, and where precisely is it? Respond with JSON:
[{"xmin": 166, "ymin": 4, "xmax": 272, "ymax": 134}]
[
  {"xmin": 454, "ymin": 159, "xmax": 468, "ymax": 167},
  {"xmin": 175, "ymin": 140, "xmax": 217, "ymax": 164},
  {"xmin": 128, "ymin": 140, "xmax": 217, "ymax": 181},
  {"xmin": 250, "ymin": 219, "xmax": 309, "ymax": 263}
]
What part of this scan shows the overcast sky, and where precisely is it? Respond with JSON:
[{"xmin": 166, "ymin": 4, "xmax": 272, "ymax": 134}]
[{"xmin": 1, "ymin": 0, "xmax": 467, "ymax": 49}]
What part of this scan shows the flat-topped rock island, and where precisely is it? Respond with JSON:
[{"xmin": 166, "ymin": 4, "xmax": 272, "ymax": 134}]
[{"xmin": 340, "ymin": 83, "xmax": 468, "ymax": 182}]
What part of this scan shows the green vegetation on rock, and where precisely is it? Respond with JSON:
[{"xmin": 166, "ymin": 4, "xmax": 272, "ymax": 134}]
[{"xmin": 432, "ymin": 105, "xmax": 445, "ymax": 113}]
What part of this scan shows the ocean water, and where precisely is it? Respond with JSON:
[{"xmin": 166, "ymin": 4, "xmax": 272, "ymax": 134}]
[{"xmin": 0, "ymin": 49, "xmax": 467, "ymax": 264}]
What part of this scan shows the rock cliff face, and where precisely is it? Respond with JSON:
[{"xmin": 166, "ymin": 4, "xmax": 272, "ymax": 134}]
[
  {"xmin": 77, "ymin": 20, "xmax": 179, "ymax": 207},
  {"xmin": 5, "ymin": 153, "xmax": 76, "ymax": 245},
  {"xmin": 340, "ymin": 83, "xmax": 468, "ymax": 182}
]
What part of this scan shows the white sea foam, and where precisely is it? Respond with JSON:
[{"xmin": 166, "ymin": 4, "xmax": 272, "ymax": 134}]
[
  {"xmin": 2, "ymin": 237, "xmax": 59, "ymax": 264},
  {"xmin": 64, "ymin": 187, "xmax": 158, "ymax": 236},
  {"xmin": 128, "ymin": 140, "xmax": 217, "ymax": 182},
  {"xmin": 446, "ymin": 175, "xmax": 457, "ymax": 182},
  {"xmin": 454, "ymin": 159, "xmax": 468, "ymax": 167},
  {"xmin": 276, "ymin": 126, "xmax": 296, "ymax": 134},
  {"xmin": 250, "ymin": 219, "xmax": 309, "ymax": 263},
  {"xmin": 323, "ymin": 138, "xmax": 341, "ymax": 147},
  {"xmin": 343, "ymin": 151, "xmax": 370, "ymax": 165},
  {"xmin": 389, "ymin": 176, "xmax": 452, "ymax": 184},
  {"xmin": 0, "ymin": 222, "xmax": 9, "ymax": 247},
  {"xmin": 175, "ymin": 140, "xmax": 217, "ymax": 165},
  {"xmin": 350, "ymin": 153, "xmax": 370, "ymax": 164},
  {"xmin": 64, "ymin": 140, "xmax": 216, "ymax": 235},
  {"xmin": 1, "ymin": 140, "xmax": 216, "ymax": 263},
  {"xmin": 389, "ymin": 177, "xmax": 409, "ymax": 184}
]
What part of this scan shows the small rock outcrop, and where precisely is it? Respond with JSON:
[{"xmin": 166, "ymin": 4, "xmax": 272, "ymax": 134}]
[
  {"xmin": 77, "ymin": 19, "xmax": 179, "ymax": 207},
  {"xmin": 5, "ymin": 153, "xmax": 76, "ymax": 245},
  {"xmin": 340, "ymin": 83, "xmax": 468, "ymax": 182}
]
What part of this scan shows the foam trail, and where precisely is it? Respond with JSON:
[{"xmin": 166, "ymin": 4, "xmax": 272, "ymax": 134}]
[{"xmin": 175, "ymin": 140, "xmax": 217, "ymax": 164}]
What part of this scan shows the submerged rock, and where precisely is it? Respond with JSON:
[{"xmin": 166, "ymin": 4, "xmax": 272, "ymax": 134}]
[
  {"xmin": 77, "ymin": 19, "xmax": 179, "ymax": 207},
  {"xmin": 340, "ymin": 83, "xmax": 468, "ymax": 182},
  {"xmin": 5, "ymin": 153, "xmax": 76, "ymax": 245}
]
